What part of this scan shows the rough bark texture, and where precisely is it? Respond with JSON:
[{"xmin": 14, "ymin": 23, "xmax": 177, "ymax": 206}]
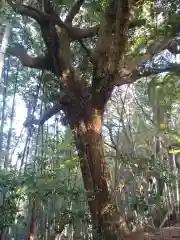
[
  {"xmin": 27, "ymin": 196, "xmax": 38, "ymax": 240},
  {"xmin": 72, "ymin": 106, "xmax": 131, "ymax": 239}
]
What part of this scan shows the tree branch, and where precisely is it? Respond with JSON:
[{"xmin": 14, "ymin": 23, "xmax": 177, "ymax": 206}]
[
  {"xmin": 7, "ymin": 1, "xmax": 93, "ymax": 41},
  {"xmin": 7, "ymin": 0, "xmax": 45, "ymax": 23},
  {"xmin": 24, "ymin": 104, "xmax": 61, "ymax": 127},
  {"xmin": 117, "ymin": 37, "xmax": 177, "ymax": 83},
  {"xmin": 78, "ymin": 40, "xmax": 92, "ymax": 59},
  {"xmin": 137, "ymin": 64, "xmax": 180, "ymax": 78},
  {"xmin": 91, "ymin": 0, "xmax": 132, "ymax": 109},
  {"xmin": 65, "ymin": 0, "xmax": 85, "ymax": 23},
  {"xmin": 71, "ymin": 25, "xmax": 99, "ymax": 40},
  {"xmin": 7, "ymin": 44, "xmax": 51, "ymax": 70},
  {"xmin": 24, "ymin": 92, "xmax": 69, "ymax": 126},
  {"xmin": 72, "ymin": 19, "xmax": 146, "ymax": 40},
  {"xmin": 115, "ymin": 63, "xmax": 180, "ymax": 86},
  {"xmin": 8, "ymin": 0, "xmax": 146, "ymax": 41},
  {"xmin": 7, "ymin": 1, "xmax": 71, "ymax": 32},
  {"xmin": 39, "ymin": 103, "xmax": 62, "ymax": 125},
  {"xmin": 128, "ymin": 19, "xmax": 146, "ymax": 29}
]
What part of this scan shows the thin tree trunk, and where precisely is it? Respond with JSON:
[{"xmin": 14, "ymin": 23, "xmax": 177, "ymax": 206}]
[
  {"xmin": 0, "ymin": 24, "xmax": 11, "ymax": 79},
  {"xmin": 0, "ymin": 57, "xmax": 9, "ymax": 165},
  {"xmin": 0, "ymin": 228, "xmax": 8, "ymax": 240},
  {"xmin": 27, "ymin": 196, "xmax": 37, "ymax": 240},
  {"xmin": 4, "ymin": 63, "xmax": 18, "ymax": 169},
  {"xmin": 0, "ymin": 31, "xmax": 10, "ymax": 164}
]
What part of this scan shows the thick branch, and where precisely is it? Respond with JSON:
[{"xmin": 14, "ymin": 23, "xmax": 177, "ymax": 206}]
[
  {"xmin": 8, "ymin": 1, "xmax": 146, "ymax": 41},
  {"xmin": 118, "ymin": 37, "xmax": 178, "ymax": 82},
  {"xmin": 72, "ymin": 19, "xmax": 146, "ymax": 40},
  {"xmin": 7, "ymin": 0, "xmax": 92, "ymax": 41},
  {"xmin": 39, "ymin": 103, "xmax": 62, "ymax": 125},
  {"xmin": 115, "ymin": 63, "xmax": 180, "ymax": 86},
  {"xmin": 7, "ymin": 1, "xmax": 71, "ymax": 31},
  {"xmin": 24, "ymin": 92, "xmax": 69, "ymax": 126},
  {"xmin": 128, "ymin": 19, "xmax": 146, "ymax": 28},
  {"xmin": 78, "ymin": 40, "xmax": 92, "ymax": 59},
  {"xmin": 65, "ymin": 0, "xmax": 85, "ymax": 23},
  {"xmin": 137, "ymin": 64, "xmax": 180, "ymax": 78},
  {"xmin": 71, "ymin": 25, "xmax": 99, "ymax": 40},
  {"xmin": 24, "ymin": 103, "xmax": 62, "ymax": 127},
  {"xmin": 7, "ymin": 44, "xmax": 51, "ymax": 70},
  {"xmin": 7, "ymin": 0, "xmax": 45, "ymax": 23},
  {"xmin": 92, "ymin": 0, "xmax": 132, "ymax": 109},
  {"xmin": 7, "ymin": 1, "xmax": 91, "ymax": 41}
]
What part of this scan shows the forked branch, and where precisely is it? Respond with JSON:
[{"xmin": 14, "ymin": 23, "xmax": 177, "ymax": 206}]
[
  {"xmin": 7, "ymin": 0, "xmax": 146, "ymax": 42},
  {"xmin": 7, "ymin": 0, "xmax": 46, "ymax": 23},
  {"xmin": 7, "ymin": 0, "xmax": 71, "ymax": 32},
  {"xmin": 7, "ymin": 0, "xmax": 92, "ymax": 40}
]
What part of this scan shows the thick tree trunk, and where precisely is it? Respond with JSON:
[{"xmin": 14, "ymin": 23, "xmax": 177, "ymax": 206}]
[{"xmin": 71, "ymin": 107, "xmax": 130, "ymax": 239}]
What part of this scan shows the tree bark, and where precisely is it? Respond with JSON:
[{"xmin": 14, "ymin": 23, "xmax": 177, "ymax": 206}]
[
  {"xmin": 27, "ymin": 196, "xmax": 38, "ymax": 240},
  {"xmin": 72, "ymin": 106, "xmax": 130, "ymax": 239}
]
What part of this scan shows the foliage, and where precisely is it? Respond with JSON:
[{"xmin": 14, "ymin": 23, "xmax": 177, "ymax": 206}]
[{"xmin": 0, "ymin": 169, "xmax": 20, "ymax": 231}]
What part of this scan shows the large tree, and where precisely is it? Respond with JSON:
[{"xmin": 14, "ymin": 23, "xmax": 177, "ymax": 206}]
[{"xmin": 5, "ymin": 0, "xmax": 180, "ymax": 239}]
